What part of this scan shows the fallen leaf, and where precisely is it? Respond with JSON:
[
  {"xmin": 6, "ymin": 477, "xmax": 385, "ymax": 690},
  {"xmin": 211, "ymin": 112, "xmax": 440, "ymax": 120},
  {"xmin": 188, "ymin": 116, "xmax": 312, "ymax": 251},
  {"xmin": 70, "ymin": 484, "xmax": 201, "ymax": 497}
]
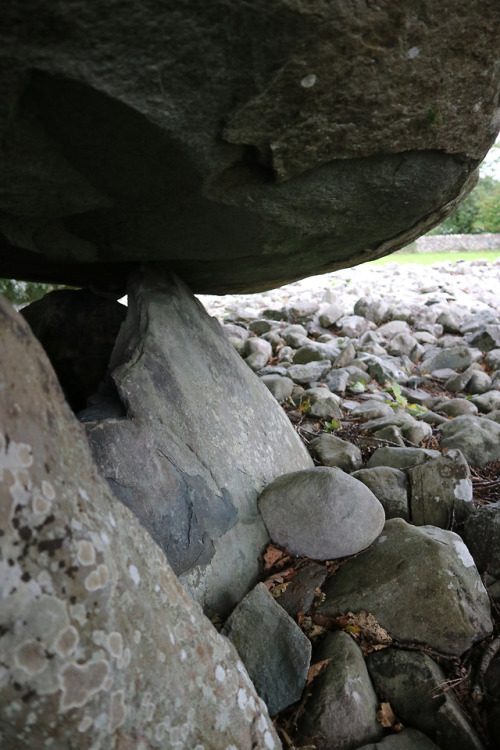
[
  {"xmin": 306, "ymin": 659, "xmax": 332, "ymax": 685},
  {"xmin": 263, "ymin": 544, "xmax": 290, "ymax": 572},
  {"xmin": 377, "ymin": 701, "xmax": 396, "ymax": 728}
]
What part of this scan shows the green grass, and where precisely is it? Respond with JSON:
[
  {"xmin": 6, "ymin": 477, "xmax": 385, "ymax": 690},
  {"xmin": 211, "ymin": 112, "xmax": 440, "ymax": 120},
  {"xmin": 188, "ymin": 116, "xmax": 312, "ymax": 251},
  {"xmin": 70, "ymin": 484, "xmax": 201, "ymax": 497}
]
[{"xmin": 364, "ymin": 250, "xmax": 500, "ymax": 267}]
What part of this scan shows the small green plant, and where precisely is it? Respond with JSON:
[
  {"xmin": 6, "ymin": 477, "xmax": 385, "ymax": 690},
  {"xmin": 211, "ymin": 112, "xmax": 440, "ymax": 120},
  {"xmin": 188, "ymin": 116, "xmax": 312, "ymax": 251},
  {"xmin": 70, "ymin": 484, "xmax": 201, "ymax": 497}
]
[
  {"xmin": 298, "ymin": 398, "xmax": 311, "ymax": 413},
  {"xmin": 384, "ymin": 381, "xmax": 428, "ymax": 417},
  {"xmin": 349, "ymin": 381, "xmax": 366, "ymax": 394},
  {"xmin": 325, "ymin": 418, "xmax": 341, "ymax": 432}
]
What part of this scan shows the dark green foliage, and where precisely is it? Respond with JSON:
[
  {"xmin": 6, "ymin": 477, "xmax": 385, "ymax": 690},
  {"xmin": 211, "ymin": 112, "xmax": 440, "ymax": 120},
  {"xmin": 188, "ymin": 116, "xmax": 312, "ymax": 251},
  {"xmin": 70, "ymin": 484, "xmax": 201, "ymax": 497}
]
[
  {"xmin": 428, "ymin": 176, "xmax": 500, "ymax": 235},
  {"xmin": 0, "ymin": 279, "xmax": 65, "ymax": 307}
]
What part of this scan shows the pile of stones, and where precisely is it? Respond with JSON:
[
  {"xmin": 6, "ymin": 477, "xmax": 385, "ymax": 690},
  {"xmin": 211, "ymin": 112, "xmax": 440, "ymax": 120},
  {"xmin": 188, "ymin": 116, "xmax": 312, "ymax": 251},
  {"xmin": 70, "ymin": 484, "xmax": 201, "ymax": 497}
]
[{"xmin": 199, "ymin": 258, "xmax": 500, "ymax": 750}]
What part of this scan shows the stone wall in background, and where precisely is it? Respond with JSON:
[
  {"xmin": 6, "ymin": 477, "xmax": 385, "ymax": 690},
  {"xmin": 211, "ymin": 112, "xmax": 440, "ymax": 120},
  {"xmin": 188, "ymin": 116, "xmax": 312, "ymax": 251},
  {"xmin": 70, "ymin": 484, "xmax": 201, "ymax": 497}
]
[{"xmin": 414, "ymin": 233, "xmax": 500, "ymax": 253}]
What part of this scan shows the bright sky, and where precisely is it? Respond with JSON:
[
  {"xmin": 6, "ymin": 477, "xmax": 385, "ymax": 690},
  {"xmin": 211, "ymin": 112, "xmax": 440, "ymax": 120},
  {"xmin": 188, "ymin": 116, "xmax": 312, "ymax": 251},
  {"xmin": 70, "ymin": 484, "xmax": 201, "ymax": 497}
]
[{"xmin": 479, "ymin": 135, "xmax": 500, "ymax": 180}]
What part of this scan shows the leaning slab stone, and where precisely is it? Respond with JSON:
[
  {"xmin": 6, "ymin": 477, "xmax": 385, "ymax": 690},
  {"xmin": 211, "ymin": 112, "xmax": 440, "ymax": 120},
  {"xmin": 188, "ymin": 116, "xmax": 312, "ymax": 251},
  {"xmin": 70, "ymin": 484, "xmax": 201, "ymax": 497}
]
[
  {"xmin": 0, "ymin": 296, "xmax": 280, "ymax": 750},
  {"xmin": 298, "ymin": 631, "xmax": 382, "ymax": 750},
  {"xmin": 438, "ymin": 415, "xmax": 500, "ymax": 467},
  {"xmin": 366, "ymin": 447, "xmax": 440, "ymax": 470},
  {"xmin": 310, "ymin": 434, "xmax": 363, "ymax": 472},
  {"xmin": 258, "ymin": 467, "xmax": 385, "ymax": 560},
  {"xmin": 351, "ymin": 467, "xmax": 410, "ymax": 521},
  {"xmin": 367, "ymin": 649, "xmax": 485, "ymax": 750},
  {"xmin": 222, "ymin": 583, "xmax": 311, "ymax": 717},
  {"xmin": 408, "ymin": 449, "xmax": 473, "ymax": 528},
  {"xmin": 85, "ymin": 268, "xmax": 313, "ymax": 616},
  {"xmin": 316, "ymin": 519, "xmax": 493, "ymax": 655}
]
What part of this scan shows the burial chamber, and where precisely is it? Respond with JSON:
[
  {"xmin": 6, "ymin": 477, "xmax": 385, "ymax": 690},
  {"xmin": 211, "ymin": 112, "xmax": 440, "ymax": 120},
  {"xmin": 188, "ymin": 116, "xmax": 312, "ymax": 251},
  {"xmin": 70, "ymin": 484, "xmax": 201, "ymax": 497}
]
[{"xmin": 1, "ymin": 0, "xmax": 500, "ymax": 294}]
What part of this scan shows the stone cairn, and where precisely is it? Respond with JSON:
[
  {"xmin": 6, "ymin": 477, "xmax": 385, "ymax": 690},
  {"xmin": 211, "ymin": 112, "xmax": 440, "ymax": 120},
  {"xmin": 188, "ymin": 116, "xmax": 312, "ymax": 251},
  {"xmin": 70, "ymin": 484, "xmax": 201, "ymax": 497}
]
[{"xmin": 1, "ymin": 258, "xmax": 500, "ymax": 749}]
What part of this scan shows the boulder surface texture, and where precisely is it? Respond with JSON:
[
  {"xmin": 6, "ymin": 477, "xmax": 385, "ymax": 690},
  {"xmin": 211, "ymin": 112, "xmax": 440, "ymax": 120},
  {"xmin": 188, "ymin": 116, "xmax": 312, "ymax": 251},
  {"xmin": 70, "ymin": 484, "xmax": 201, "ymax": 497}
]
[
  {"xmin": 1, "ymin": 1, "xmax": 500, "ymax": 292},
  {"xmin": 85, "ymin": 267, "xmax": 312, "ymax": 616},
  {"xmin": 316, "ymin": 519, "xmax": 492, "ymax": 656},
  {"xmin": 0, "ymin": 296, "xmax": 280, "ymax": 750}
]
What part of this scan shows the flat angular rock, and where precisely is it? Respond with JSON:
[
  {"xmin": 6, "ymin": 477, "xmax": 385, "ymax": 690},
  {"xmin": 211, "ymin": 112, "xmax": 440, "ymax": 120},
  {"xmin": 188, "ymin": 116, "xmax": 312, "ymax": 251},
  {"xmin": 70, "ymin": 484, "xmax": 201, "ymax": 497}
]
[
  {"xmin": 366, "ymin": 447, "xmax": 440, "ymax": 470},
  {"xmin": 367, "ymin": 650, "xmax": 485, "ymax": 750},
  {"xmin": 286, "ymin": 360, "xmax": 332, "ymax": 384},
  {"xmin": 0, "ymin": 296, "xmax": 280, "ymax": 750},
  {"xmin": 310, "ymin": 434, "xmax": 363, "ymax": 472},
  {"xmin": 470, "ymin": 390, "xmax": 500, "ymax": 413},
  {"xmin": 408, "ymin": 449, "xmax": 473, "ymax": 528},
  {"xmin": 222, "ymin": 583, "xmax": 311, "ymax": 716},
  {"xmin": 422, "ymin": 346, "xmax": 473, "ymax": 374},
  {"xmin": 298, "ymin": 631, "xmax": 382, "ymax": 750},
  {"xmin": 316, "ymin": 519, "xmax": 493, "ymax": 655},
  {"xmin": 272, "ymin": 561, "xmax": 327, "ymax": 620},
  {"xmin": 351, "ymin": 467, "xmax": 410, "ymax": 521},
  {"xmin": 434, "ymin": 397, "xmax": 479, "ymax": 416},
  {"xmin": 438, "ymin": 415, "xmax": 500, "ymax": 467},
  {"xmin": 258, "ymin": 467, "xmax": 385, "ymax": 560},
  {"xmin": 85, "ymin": 268, "xmax": 313, "ymax": 616},
  {"xmin": 260, "ymin": 374, "xmax": 294, "ymax": 402}
]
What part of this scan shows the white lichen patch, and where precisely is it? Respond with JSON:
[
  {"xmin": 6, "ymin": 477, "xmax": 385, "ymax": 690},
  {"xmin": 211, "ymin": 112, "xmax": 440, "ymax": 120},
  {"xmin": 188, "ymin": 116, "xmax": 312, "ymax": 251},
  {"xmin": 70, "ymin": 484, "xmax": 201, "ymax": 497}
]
[
  {"xmin": 215, "ymin": 664, "xmax": 226, "ymax": 682},
  {"xmin": 117, "ymin": 647, "xmax": 131, "ymax": 670},
  {"xmin": 133, "ymin": 630, "xmax": 141, "ymax": 645},
  {"xmin": 69, "ymin": 603, "xmax": 87, "ymax": 627},
  {"xmin": 84, "ymin": 564, "xmax": 109, "ymax": 591},
  {"xmin": 454, "ymin": 478, "xmax": 473, "ymax": 502},
  {"xmin": 33, "ymin": 490, "xmax": 52, "ymax": 516},
  {"xmin": 128, "ymin": 564, "xmax": 140, "ymax": 585},
  {"xmin": 452, "ymin": 538, "xmax": 475, "ymax": 568},
  {"xmin": 59, "ymin": 659, "xmax": 111, "ymax": 711},
  {"xmin": 15, "ymin": 640, "xmax": 46, "ymax": 675},
  {"xmin": 300, "ymin": 73, "xmax": 317, "ymax": 88},
  {"xmin": 108, "ymin": 690, "xmax": 127, "ymax": 732},
  {"xmin": 41, "ymin": 480, "xmax": 56, "ymax": 500},
  {"xmin": 54, "ymin": 626, "xmax": 79, "ymax": 657},
  {"xmin": 77, "ymin": 715, "xmax": 93, "ymax": 733},
  {"xmin": 77, "ymin": 540, "xmax": 96, "ymax": 566},
  {"xmin": 107, "ymin": 632, "xmax": 123, "ymax": 659}
]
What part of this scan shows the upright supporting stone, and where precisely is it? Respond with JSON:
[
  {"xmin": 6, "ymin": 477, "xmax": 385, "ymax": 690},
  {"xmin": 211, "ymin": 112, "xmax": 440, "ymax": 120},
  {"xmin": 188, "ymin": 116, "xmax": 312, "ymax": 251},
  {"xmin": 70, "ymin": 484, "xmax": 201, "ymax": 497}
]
[{"xmin": 85, "ymin": 266, "xmax": 313, "ymax": 616}]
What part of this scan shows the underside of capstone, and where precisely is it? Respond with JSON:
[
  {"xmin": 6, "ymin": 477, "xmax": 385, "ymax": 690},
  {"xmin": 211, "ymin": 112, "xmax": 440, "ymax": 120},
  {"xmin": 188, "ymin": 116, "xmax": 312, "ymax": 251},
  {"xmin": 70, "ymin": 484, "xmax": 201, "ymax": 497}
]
[{"xmin": 1, "ymin": 1, "xmax": 500, "ymax": 293}]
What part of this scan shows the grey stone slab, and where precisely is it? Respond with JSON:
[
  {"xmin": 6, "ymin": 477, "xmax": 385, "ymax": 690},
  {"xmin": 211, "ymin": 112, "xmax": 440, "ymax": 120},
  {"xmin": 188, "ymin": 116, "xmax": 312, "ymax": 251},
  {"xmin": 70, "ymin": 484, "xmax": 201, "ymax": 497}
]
[
  {"xmin": 222, "ymin": 583, "xmax": 311, "ymax": 716},
  {"xmin": 298, "ymin": 631, "xmax": 382, "ymax": 750},
  {"xmin": 86, "ymin": 268, "xmax": 313, "ymax": 617}
]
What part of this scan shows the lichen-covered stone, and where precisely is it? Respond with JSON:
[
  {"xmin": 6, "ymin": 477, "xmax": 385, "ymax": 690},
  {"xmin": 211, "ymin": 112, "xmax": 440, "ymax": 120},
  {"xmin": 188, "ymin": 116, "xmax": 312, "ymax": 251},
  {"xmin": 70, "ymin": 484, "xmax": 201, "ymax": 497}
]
[
  {"xmin": 85, "ymin": 268, "xmax": 312, "ymax": 617},
  {"xmin": 1, "ymin": 2, "xmax": 500, "ymax": 292},
  {"xmin": 316, "ymin": 519, "xmax": 493, "ymax": 655},
  {"xmin": 0, "ymin": 295, "xmax": 280, "ymax": 750},
  {"xmin": 408, "ymin": 449, "xmax": 473, "ymax": 528}
]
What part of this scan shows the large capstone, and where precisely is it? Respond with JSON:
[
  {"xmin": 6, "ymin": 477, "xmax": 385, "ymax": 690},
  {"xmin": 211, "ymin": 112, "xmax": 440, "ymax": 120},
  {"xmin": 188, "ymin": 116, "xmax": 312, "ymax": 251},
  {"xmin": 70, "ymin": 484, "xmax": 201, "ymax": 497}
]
[
  {"xmin": 0, "ymin": 295, "xmax": 280, "ymax": 749},
  {"xmin": 84, "ymin": 267, "xmax": 313, "ymax": 617},
  {"xmin": 1, "ymin": 2, "xmax": 500, "ymax": 292}
]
